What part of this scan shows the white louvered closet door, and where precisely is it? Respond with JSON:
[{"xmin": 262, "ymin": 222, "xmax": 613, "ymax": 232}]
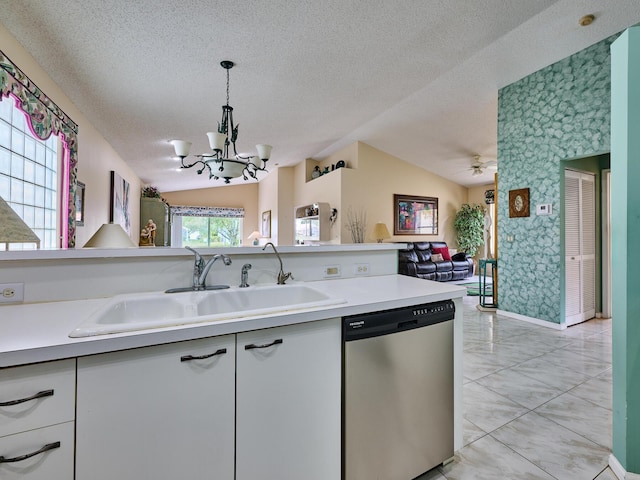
[{"xmin": 565, "ymin": 170, "xmax": 596, "ymax": 325}]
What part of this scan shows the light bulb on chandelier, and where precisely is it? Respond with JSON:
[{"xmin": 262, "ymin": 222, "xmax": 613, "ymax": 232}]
[{"xmin": 170, "ymin": 61, "xmax": 272, "ymax": 184}]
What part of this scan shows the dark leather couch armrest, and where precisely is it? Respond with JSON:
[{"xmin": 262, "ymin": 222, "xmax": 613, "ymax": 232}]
[{"xmin": 404, "ymin": 263, "xmax": 418, "ymax": 276}]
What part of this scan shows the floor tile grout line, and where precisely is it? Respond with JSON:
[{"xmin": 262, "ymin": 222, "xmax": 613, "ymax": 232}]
[
  {"xmin": 564, "ymin": 382, "xmax": 614, "ymax": 412},
  {"xmin": 530, "ymin": 406, "xmax": 612, "ymax": 451},
  {"xmin": 486, "ymin": 431, "xmax": 562, "ymax": 480}
]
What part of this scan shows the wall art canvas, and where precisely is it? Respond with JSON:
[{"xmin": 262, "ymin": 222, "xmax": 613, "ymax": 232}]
[
  {"xmin": 393, "ymin": 194, "xmax": 438, "ymax": 235},
  {"xmin": 110, "ymin": 171, "xmax": 131, "ymax": 234},
  {"xmin": 508, "ymin": 188, "xmax": 530, "ymax": 218},
  {"xmin": 75, "ymin": 181, "xmax": 85, "ymax": 226}
]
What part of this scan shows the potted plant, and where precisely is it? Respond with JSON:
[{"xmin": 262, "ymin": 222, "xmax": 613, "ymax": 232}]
[
  {"xmin": 453, "ymin": 203, "xmax": 485, "ymax": 257},
  {"xmin": 141, "ymin": 186, "xmax": 162, "ymax": 199}
]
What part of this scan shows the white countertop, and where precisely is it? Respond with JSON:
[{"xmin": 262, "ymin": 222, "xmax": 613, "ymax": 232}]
[{"xmin": 0, "ymin": 275, "xmax": 464, "ymax": 368}]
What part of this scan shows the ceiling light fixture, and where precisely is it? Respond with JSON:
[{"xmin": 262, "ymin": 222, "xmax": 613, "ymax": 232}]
[
  {"xmin": 170, "ymin": 61, "xmax": 272, "ymax": 184},
  {"xmin": 579, "ymin": 14, "xmax": 595, "ymax": 27}
]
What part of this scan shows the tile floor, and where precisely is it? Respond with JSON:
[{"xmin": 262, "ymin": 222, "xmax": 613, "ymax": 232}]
[{"xmin": 420, "ymin": 295, "xmax": 614, "ymax": 480}]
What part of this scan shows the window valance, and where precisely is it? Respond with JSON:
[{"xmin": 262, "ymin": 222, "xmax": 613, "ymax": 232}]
[
  {"xmin": 0, "ymin": 50, "xmax": 79, "ymax": 247},
  {"xmin": 170, "ymin": 205, "xmax": 244, "ymax": 218}
]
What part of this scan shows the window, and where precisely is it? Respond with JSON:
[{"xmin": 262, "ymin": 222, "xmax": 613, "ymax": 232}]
[
  {"xmin": 170, "ymin": 205, "xmax": 244, "ymax": 248},
  {"xmin": 0, "ymin": 98, "xmax": 60, "ymax": 250},
  {"xmin": 1, "ymin": 50, "xmax": 79, "ymax": 248}
]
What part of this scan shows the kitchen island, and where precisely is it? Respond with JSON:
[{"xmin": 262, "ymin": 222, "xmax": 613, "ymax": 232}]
[{"xmin": 1, "ymin": 246, "xmax": 464, "ymax": 479}]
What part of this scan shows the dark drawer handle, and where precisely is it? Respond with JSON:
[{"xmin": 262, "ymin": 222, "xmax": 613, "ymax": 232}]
[
  {"xmin": 245, "ymin": 339, "xmax": 283, "ymax": 350},
  {"xmin": 0, "ymin": 389, "xmax": 54, "ymax": 407},
  {"xmin": 0, "ymin": 441, "xmax": 61, "ymax": 464},
  {"xmin": 180, "ymin": 348, "xmax": 227, "ymax": 362}
]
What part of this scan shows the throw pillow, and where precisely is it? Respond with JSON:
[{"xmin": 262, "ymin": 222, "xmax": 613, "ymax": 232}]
[
  {"xmin": 451, "ymin": 252, "xmax": 468, "ymax": 261},
  {"xmin": 432, "ymin": 246, "xmax": 451, "ymax": 261},
  {"xmin": 431, "ymin": 253, "xmax": 444, "ymax": 263}
]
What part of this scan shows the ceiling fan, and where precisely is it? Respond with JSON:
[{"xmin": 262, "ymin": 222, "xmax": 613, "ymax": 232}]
[{"xmin": 470, "ymin": 155, "xmax": 497, "ymax": 177}]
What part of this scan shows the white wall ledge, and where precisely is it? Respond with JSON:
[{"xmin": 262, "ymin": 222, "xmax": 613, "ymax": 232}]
[{"xmin": 0, "ymin": 243, "xmax": 406, "ymax": 262}]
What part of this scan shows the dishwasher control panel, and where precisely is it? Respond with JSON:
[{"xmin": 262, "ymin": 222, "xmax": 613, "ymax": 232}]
[{"xmin": 343, "ymin": 299, "xmax": 455, "ymax": 341}]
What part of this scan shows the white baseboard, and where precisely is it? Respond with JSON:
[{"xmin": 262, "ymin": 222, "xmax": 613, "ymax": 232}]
[
  {"xmin": 496, "ymin": 309, "xmax": 566, "ymax": 330},
  {"xmin": 609, "ymin": 454, "xmax": 640, "ymax": 480}
]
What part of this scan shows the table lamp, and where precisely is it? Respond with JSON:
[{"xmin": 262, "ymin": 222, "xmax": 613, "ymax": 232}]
[
  {"xmin": 247, "ymin": 230, "xmax": 262, "ymax": 245},
  {"xmin": 373, "ymin": 223, "xmax": 391, "ymax": 243}
]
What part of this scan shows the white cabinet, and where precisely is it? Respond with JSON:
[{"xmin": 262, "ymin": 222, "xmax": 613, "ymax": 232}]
[
  {"xmin": 74, "ymin": 318, "xmax": 342, "ymax": 480},
  {"xmin": 0, "ymin": 423, "xmax": 75, "ymax": 480},
  {"xmin": 236, "ymin": 318, "xmax": 341, "ymax": 480},
  {"xmin": 76, "ymin": 335, "xmax": 236, "ymax": 480},
  {"xmin": 0, "ymin": 359, "xmax": 75, "ymax": 479}
]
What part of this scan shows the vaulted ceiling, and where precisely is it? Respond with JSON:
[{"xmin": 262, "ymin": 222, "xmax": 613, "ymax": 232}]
[{"xmin": 1, "ymin": 1, "xmax": 639, "ymax": 192}]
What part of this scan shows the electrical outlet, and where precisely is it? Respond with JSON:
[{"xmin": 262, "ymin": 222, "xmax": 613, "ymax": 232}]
[
  {"xmin": 324, "ymin": 265, "xmax": 341, "ymax": 278},
  {"xmin": 0, "ymin": 283, "xmax": 24, "ymax": 304},
  {"xmin": 354, "ymin": 263, "xmax": 370, "ymax": 275}
]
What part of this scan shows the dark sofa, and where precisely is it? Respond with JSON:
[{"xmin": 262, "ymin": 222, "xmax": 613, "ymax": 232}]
[{"xmin": 398, "ymin": 241, "xmax": 473, "ymax": 282}]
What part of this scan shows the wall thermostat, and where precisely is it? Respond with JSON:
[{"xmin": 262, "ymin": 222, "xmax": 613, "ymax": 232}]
[{"xmin": 536, "ymin": 203, "xmax": 553, "ymax": 215}]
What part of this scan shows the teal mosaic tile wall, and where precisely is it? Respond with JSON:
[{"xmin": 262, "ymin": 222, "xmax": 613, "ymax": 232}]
[{"xmin": 497, "ymin": 35, "xmax": 617, "ymax": 323}]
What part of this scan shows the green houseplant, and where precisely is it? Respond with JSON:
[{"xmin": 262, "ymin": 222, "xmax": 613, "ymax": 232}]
[{"xmin": 453, "ymin": 203, "xmax": 485, "ymax": 256}]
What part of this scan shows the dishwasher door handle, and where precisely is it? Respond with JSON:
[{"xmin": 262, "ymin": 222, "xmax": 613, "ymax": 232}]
[{"xmin": 398, "ymin": 319, "xmax": 418, "ymax": 329}]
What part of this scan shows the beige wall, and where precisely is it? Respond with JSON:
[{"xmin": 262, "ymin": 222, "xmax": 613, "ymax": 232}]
[
  {"xmin": 256, "ymin": 168, "xmax": 296, "ymax": 245},
  {"xmin": 468, "ymin": 184, "xmax": 492, "ymax": 206},
  {"xmin": 162, "ymin": 183, "xmax": 259, "ymax": 246},
  {"xmin": 0, "ymin": 24, "xmax": 142, "ymax": 247},
  {"xmin": 342, "ymin": 142, "xmax": 469, "ymax": 245}
]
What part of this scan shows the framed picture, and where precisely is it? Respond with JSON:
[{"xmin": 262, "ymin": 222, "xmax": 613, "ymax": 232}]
[
  {"xmin": 393, "ymin": 194, "xmax": 438, "ymax": 235},
  {"xmin": 261, "ymin": 210, "xmax": 271, "ymax": 238},
  {"xmin": 508, "ymin": 188, "xmax": 530, "ymax": 217},
  {"xmin": 110, "ymin": 171, "xmax": 131, "ymax": 234},
  {"xmin": 75, "ymin": 181, "xmax": 85, "ymax": 226}
]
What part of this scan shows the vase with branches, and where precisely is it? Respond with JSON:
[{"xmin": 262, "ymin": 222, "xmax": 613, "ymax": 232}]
[{"xmin": 345, "ymin": 207, "xmax": 367, "ymax": 243}]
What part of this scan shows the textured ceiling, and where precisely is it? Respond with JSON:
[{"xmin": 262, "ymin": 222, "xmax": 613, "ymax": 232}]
[{"xmin": 1, "ymin": 1, "xmax": 639, "ymax": 191}]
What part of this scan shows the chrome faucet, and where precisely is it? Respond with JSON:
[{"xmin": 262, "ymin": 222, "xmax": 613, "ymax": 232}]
[
  {"xmin": 185, "ymin": 246, "xmax": 232, "ymax": 291},
  {"xmin": 262, "ymin": 242, "xmax": 293, "ymax": 285},
  {"xmin": 239, "ymin": 263, "xmax": 252, "ymax": 288}
]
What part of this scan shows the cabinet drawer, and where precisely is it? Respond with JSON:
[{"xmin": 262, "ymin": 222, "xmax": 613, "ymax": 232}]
[
  {"xmin": 0, "ymin": 359, "xmax": 75, "ymax": 438},
  {"xmin": 0, "ymin": 421, "xmax": 74, "ymax": 479}
]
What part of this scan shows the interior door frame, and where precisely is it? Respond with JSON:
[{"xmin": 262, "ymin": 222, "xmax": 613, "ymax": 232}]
[{"xmin": 602, "ymin": 169, "xmax": 612, "ymax": 318}]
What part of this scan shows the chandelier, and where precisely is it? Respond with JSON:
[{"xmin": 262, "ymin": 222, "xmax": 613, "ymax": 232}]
[{"xmin": 170, "ymin": 60, "xmax": 272, "ymax": 184}]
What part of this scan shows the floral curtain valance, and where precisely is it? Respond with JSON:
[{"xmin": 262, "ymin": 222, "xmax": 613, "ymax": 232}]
[
  {"xmin": 170, "ymin": 205, "xmax": 245, "ymax": 218},
  {"xmin": 0, "ymin": 50, "xmax": 79, "ymax": 247}
]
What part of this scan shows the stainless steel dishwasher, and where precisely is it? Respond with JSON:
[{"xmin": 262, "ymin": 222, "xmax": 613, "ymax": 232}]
[{"xmin": 343, "ymin": 300, "xmax": 455, "ymax": 480}]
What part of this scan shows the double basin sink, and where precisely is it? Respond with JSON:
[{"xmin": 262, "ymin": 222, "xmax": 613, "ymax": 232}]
[{"xmin": 70, "ymin": 284, "xmax": 346, "ymax": 338}]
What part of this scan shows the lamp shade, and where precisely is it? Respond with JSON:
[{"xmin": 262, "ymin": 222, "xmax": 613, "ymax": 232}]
[
  {"xmin": 256, "ymin": 144, "xmax": 272, "ymax": 160},
  {"xmin": 207, "ymin": 131, "xmax": 226, "ymax": 151},
  {"xmin": 0, "ymin": 195, "xmax": 41, "ymax": 248},
  {"xmin": 373, "ymin": 223, "xmax": 391, "ymax": 243},
  {"xmin": 171, "ymin": 140, "xmax": 191, "ymax": 157},
  {"xmin": 219, "ymin": 160, "xmax": 245, "ymax": 179},
  {"xmin": 84, "ymin": 223, "xmax": 136, "ymax": 248}
]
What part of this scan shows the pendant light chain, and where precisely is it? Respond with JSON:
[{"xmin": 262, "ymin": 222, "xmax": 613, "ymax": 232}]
[{"xmin": 226, "ymin": 67, "xmax": 230, "ymax": 107}]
